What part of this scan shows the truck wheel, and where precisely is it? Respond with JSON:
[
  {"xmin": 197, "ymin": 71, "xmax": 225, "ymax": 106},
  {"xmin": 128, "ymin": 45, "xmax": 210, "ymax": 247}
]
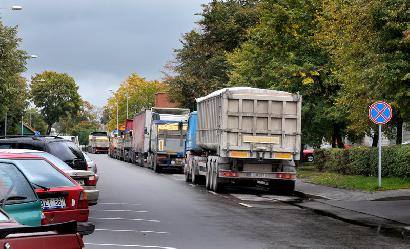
[
  {"xmin": 184, "ymin": 168, "xmax": 191, "ymax": 182},
  {"xmin": 205, "ymin": 164, "xmax": 211, "ymax": 190},
  {"xmin": 153, "ymin": 155, "xmax": 161, "ymax": 173},
  {"xmin": 212, "ymin": 163, "xmax": 223, "ymax": 193}
]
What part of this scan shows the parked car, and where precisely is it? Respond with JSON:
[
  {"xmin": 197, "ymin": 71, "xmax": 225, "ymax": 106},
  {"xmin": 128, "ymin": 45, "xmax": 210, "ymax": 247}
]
[
  {"xmin": 0, "ymin": 209, "xmax": 84, "ymax": 249},
  {"xmin": 83, "ymin": 152, "xmax": 98, "ymax": 175},
  {"xmin": 303, "ymin": 149, "xmax": 314, "ymax": 162},
  {"xmin": 0, "ymin": 158, "xmax": 42, "ymax": 226},
  {"xmin": 0, "ymin": 153, "xmax": 94, "ymax": 236},
  {"xmin": 0, "ymin": 136, "xmax": 88, "ymax": 170},
  {"xmin": 0, "ymin": 149, "xmax": 99, "ymax": 206}
]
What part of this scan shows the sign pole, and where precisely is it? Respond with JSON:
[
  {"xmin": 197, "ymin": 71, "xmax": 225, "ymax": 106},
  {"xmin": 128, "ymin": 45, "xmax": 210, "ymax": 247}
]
[{"xmin": 378, "ymin": 124, "xmax": 382, "ymax": 188}]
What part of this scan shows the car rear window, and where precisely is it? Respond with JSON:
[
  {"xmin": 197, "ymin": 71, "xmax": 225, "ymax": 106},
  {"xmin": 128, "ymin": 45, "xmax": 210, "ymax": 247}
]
[
  {"xmin": 0, "ymin": 162, "xmax": 38, "ymax": 204},
  {"xmin": 47, "ymin": 141, "xmax": 85, "ymax": 162},
  {"xmin": 14, "ymin": 159, "xmax": 75, "ymax": 188},
  {"xmin": 29, "ymin": 152, "xmax": 73, "ymax": 171}
]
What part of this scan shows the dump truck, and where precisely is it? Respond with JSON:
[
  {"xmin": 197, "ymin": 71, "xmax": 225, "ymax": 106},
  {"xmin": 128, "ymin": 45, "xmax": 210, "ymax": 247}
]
[
  {"xmin": 184, "ymin": 87, "xmax": 302, "ymax": 193},
  {"xmin": 131, "ymin": 107, "xmax": 189, "ymax": 171},
  {"xmin": 88, "ymin": 131, "xmax": 109, "ymax": 154}
]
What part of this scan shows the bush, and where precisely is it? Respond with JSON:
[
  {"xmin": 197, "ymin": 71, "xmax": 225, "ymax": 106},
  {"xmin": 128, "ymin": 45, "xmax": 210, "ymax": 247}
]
[{"xmin": 313, "ymin": 145, "xmax": 410, "ymax": 178}]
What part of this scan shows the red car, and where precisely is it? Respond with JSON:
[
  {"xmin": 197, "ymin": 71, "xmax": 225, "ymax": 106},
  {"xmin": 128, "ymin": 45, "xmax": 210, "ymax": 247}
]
[
  {"xmin": 0, "ymin": 153, "xmax": 94, "ymax": 235},
  {"xmin": 0, "ymin": 209, "xmax": 84, "ymax": 249}
]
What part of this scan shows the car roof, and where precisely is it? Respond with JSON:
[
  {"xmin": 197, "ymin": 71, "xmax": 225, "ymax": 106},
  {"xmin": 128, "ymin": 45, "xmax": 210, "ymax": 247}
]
[
  {"xmin": 0, "ymin": 153, "xmax": 43, "ymax": 159},
  {"xmin": 0, "ymin": 149, "xmax": 43, "ymax": 154}
]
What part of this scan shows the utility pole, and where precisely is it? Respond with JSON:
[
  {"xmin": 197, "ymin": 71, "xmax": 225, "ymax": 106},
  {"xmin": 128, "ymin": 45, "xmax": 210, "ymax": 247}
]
[
  {"xmin": 4, "ymin": 111, "xmax": 7, "ymax": 136},
  {"xmin": 126, "ymin": 82, "xmax": 129, "ymax": 119},
  {"xmin": 21, "ymin": 115, "xmax": 24, "ymax": 135}
]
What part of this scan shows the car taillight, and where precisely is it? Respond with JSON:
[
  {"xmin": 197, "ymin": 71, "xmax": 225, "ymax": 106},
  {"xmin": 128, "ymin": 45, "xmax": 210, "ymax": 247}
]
[
  {"xmin": 276, "ymin": 173, "xmax": 296, "ymax": 180},
  {"xmin": 86, "ymin": 175, "xmax": 97, "ymax": 186},
  {"xmin": 41, "ymin": 212, "xmax": 46, "ymax": 225},
  {"xmin": 78, "ymin": 191, "xmax": 88, "ymax": 209}
]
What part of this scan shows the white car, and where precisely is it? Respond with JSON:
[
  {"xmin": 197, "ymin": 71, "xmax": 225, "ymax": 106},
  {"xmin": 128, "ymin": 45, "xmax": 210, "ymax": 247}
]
[{"xmin": 0, "ymin": 149, "xmax": 99, "ymax": 205}]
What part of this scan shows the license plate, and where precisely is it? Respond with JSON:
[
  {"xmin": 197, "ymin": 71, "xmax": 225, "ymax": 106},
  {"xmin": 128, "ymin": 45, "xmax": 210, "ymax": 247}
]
[
  {"xmin": 41, "ymin": 197, "xmax": 66, "ymax": 210},
  {"xmin": 246, "ymin": 172, "xmax": 271, "ymax": 178},
  {"xmin": 76, "ymin": 179, "xmax": 85, "ymax": 185}
]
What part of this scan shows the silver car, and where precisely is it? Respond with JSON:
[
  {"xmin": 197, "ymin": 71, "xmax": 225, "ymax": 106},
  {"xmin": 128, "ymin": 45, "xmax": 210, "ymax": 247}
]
[{"xmin": 0, "ymin": 149, "xmax": 99, "ymax": 206}]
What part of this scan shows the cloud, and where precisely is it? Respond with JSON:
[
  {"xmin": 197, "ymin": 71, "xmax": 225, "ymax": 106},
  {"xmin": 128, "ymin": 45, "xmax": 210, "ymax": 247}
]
[{"xmin": 2, "ymin": 0, "xmax": 207, "ymax": 107}]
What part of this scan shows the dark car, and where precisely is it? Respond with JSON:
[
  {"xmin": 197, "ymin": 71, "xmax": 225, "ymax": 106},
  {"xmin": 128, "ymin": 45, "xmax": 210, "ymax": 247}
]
[{"xmin": 0, "ymin": 136, "xmax": 87, "ymax": 171}]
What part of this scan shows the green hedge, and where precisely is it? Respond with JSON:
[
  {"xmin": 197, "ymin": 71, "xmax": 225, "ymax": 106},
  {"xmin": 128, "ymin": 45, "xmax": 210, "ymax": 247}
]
[{"xmin": 314, "ymin": 145, "xmax": 410, "ymax": 177}]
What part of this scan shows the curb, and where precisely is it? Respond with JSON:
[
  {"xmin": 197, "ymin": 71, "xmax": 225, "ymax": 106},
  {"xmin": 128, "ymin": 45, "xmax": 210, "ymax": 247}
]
[{"xmin": 290, "ymin": 199, "xmax": 409, "ymax": 240}]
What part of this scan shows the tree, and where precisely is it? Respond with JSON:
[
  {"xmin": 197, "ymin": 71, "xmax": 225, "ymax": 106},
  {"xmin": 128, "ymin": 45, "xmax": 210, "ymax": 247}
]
[
  {"xmin": 227, "ymin": 0, "xmax": 347, "ymax": 147},
  {"xmin": 30, "ymin": 71, "xmax": 82, "ymax": 134},
  {"xmin": 0, "ymin": 21, "xmax": 29, "ymax": 135},
  {"xmin": 105, "ymin": 74, "xmax": 165, "ymax": 131},
  {"xmin": 165, "ymin": 0, "xmax": 260, "ymax": 109},
  {"xmin": 24, "ymin": 108, "xmax": 48, "ymax": 135},
  {"xmin": 317, "ymin": 0, "xmax": 410, "ymax": 145}
]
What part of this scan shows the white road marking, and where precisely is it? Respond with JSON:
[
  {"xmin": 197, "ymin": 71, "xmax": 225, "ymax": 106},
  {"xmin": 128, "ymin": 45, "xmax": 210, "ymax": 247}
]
[
  {"xmin": 95, "ymin": 228, "xmax": 168, "ymax": 234},
  {"xmin": 231, "ymin": 194, "xmax": 273, "ymax": 202},
  {"xmin": 208, "ymin": 191, "xmax": 218, "ymax": 195},
  {"xmin": 238, "ymin": 202, "xmax": 253, "ymax": 208},
  {"xmin": 93, "ymin": 209, "xmax": 148, "ymax": 213},
  {"xmin": 90, "ymin": 217, "xmax": 160, "ymax": 222},
  {"xmin": 98, "ymin": 202, "xmax": 142, "ymax": 206},
  {"xmin": 85, "ymin": 242, "xmax": 176, "ymax": 249}
]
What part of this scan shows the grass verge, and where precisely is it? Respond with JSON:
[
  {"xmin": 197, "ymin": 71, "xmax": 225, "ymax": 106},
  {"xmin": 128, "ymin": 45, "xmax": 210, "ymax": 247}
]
[{"xmin": 297, "ymin": 165, "xmax": 410, "ymax": 192}]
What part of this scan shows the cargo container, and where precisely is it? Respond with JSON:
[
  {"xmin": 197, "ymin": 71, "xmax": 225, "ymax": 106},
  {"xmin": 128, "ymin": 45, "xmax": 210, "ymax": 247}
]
[
  {"xmin": 88, "ymin": 131, "xmax": 109, "ymax": 154},
  {"xmin": 149, "ymin": 120, "xmax": 187, "ymax": 172},
  {"xmin": 131, "ymin": 109, "xmax": 152, "ymax": 166},
  {"xmin": 131, "ymin": 107, "xmax": 189, "ymax": 170},
  {"xmin": 184, "ymin": 87, "xmax": 302, "ymax": 193}
]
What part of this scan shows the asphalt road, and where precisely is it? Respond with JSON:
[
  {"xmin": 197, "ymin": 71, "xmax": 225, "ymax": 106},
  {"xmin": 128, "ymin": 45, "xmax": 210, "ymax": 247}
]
[{"xmin": 85, "ymin": 154, "xmax": 408, "ymax": 249}]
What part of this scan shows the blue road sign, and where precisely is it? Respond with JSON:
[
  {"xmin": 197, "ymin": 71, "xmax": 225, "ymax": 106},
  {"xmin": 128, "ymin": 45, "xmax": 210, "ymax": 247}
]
[{"xmin": 369, "ymin": 101, "xmax": 392, "ymax": 125}]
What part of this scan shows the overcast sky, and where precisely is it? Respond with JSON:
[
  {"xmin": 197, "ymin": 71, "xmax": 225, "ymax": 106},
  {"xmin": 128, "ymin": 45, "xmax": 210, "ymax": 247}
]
[{"xmin": 1, "ymin": 0, "xmax": 207, "ymax": 107}]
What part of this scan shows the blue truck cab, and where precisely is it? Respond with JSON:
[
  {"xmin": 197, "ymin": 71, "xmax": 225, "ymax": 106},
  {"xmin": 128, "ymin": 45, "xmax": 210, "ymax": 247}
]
[{"xmin": 185, "ymin": 111, "xmax": 198, "ymax": 153}]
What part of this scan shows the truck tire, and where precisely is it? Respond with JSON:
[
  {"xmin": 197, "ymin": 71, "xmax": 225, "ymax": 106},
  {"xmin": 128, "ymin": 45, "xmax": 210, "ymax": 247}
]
[
  {"xmin": 205, "ymin": 163, "xmax": 211, "ymax": 190},
  {"xmin": 153, "ymin": 155, "xmax": 161, "ymax": 173},
  {"xmin": 184, "ymin": 167, "xmax": 191, "ymax": 182},
  {"xmin": 191, "ymin": 162, "xmax": 198, "ymax": 184},
  {"xmin": 211, "ymin": 161, "xmax": 224, "ymax": 193}
]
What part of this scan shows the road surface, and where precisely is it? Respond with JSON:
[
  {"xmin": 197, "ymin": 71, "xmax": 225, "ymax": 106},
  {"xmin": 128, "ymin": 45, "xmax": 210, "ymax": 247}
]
[{"xmin": 85, "ymin": 154, "xmax": 408, "ymax": 249}]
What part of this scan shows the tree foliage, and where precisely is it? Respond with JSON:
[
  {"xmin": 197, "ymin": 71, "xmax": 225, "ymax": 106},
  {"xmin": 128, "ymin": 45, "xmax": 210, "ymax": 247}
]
[
  {"xmin": 30, "ymin": 71, "xmax": 82, "ymax": 134},
  {"xmin": 105, "ymin": 74, "xmax": 165, "ymax": 131},
  {"xmin": 0, "ymin": 21, "xmax": 29, "ymax": 135},
  {"xmin": 165, "ymin": 0, "xmax": 260, "ymax": 109},
  {"xmin": 227, "ymin": 0, "xmax": 347, "ymax": 147},
  {"xmin": 317, "ymin": 0, "xmax": 410, "ymax": 144}
]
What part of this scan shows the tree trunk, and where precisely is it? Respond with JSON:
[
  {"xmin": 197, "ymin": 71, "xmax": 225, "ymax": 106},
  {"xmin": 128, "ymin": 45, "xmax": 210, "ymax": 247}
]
[
  {"xmin": 372, "ymin": 128, "xmax": 378, "ymax": 147},
  {"xmin": 332, "ymin": 123, "xmax": 344, "ymax": 148},
  {"xmin": 396, "ymin": 116, "xmax": 403, "ymax": 145},
  {"xmin": 46, "ymin": 124, "xmax": 52, "ymax": 135}
]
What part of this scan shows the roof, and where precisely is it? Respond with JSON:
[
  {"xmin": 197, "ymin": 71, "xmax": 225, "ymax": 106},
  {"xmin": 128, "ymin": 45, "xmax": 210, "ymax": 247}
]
[
  {"xmin": 195, "ymin": 87, "xmax": 295, "ymax": 102},
  {"xmin": 0, "ymin": 153, "xmax": 43, "ymax": 159}
]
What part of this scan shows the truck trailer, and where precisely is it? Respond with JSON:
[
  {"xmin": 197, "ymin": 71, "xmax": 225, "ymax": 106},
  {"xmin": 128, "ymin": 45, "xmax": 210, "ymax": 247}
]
[
  {"xmin": 184, "ymin": 87, "xmax": 302, "ymax": 193},
  {"xmin": 131, "ymin": 107, "xmax": 189, "ymax": 171},
  {"xmin": 88, "ymin": 131, "xmax": 109, "ymax": 154}
]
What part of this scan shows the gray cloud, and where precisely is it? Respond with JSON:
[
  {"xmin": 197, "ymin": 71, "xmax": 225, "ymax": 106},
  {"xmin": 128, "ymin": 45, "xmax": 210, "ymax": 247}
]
[{"xmin": 1, "ymin": 0, "xmax": 206, "ymax": 106}]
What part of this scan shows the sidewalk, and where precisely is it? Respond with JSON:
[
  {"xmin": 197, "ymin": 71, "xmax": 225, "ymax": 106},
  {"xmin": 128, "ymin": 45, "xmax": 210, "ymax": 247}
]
[{"xmin": 294, "ymin": 180, "xmax": 410, "ymax": 237}]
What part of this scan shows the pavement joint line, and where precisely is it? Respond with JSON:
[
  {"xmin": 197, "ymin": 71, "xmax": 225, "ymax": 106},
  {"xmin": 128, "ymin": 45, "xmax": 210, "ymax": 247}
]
[
  {"xmin": 238, "ymin": 202, "xmax": 253, "ymax": 208},
  {"xmin": 89, "ymin": 217, "xmax": 160, "ymax": 222},
  {"xmin": 208, "ymin": 191, "xmax": 218, "ymax": 195},
  {"xmin": 93, "ymin": 209, "xmax": 149, "ymax": 213},
  {"xmin": 95, "ymin": 228, "xmax": 168, "ymax": 234},
  {"xmin": 84, "ymin": 242, "xmax": 176, "ymax": 249}
]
